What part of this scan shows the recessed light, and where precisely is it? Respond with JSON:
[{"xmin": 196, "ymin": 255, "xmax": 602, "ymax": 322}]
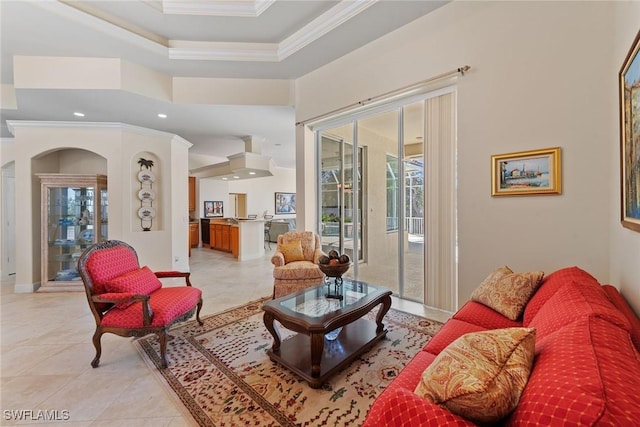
[
  {"xmin": 249, "ymin": 171, "xmax": 256, "ymax": 175},
  {"xmin": 233, "ymin": 176, "xmax": 240, "ymax": 179},
  {"xmin": 222, "ymin": 177, "xmax": 228, "ymax": 180},
  {"xmin": 157, "ymin": 113, "xmax": 167, "ymax": 118},
  {"xmin": 73, "ymin": 112, "xmax": 85, "ymax": 117}
]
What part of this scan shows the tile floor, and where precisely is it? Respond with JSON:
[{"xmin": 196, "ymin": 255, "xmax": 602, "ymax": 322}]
[{"xmin": 0, "ymin": 246, "xmax": 451, "ymax": 426}]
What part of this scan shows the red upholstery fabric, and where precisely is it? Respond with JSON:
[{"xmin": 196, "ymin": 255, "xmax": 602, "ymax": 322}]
[
  {"xmin": 85, "ymin": 245, "xmax": 139, "ymax": 294},
  {"xmin": 362, "ymin": 388, "xmax": 475, "ymax": 427},
  {"xmin": 527, "ymin": 281, "xmax": 630, "ymax": 339},
  {"xmin": 423, "ymin": 319, "xmax": 486, "ymax": 355},
  {"xmin": 101, "ymin": 287, "xmax": 202, "ymax": 328},
  {"xmin": 453, "ymin": 300, "xmax": 522, "ymax": 330},
  {"xmin": 587, "ymin": 317, "xmax": 640, "ymax": 424},
  {"xmin": 523, "ymin": 266, "xmax": 599, "ymax": 325},
  {"xmin": 105, "ymin": 266, "xmax": 162, "ymax": 295},
  {"xmin": 602, "ymin": 284, "xmax": 640, "ymax": 352},
  {"xmin": 506, "ymin": 316, "xmax": 640, "ymax": 426}
]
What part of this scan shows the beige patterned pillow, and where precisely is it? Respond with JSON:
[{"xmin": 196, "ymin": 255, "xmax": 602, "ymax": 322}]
[
  {"xmin": 278, "ymin": 240, "xmax": 305, "ymax": 263},
  {"xmin": 415, "ymin": 327, "xmax": 536, "ymax": 423},
  {"xmin": 471, "ymin": 267, "xmax": 544, "ymax": 320}
]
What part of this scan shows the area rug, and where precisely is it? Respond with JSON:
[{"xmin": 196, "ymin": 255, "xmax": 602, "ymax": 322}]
[{"xmin": 135, "ymin": 297, "xmax": 443, "ymax": 426}]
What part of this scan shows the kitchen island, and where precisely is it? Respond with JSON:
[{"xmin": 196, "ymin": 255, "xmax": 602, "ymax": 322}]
[{"xmin": 209, "ymin": 219, "xmax": 265, "ymax": 261}]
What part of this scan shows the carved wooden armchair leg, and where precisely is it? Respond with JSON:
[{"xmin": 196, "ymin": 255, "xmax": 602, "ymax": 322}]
[
  {"xmin": 91, "ymin": 329, "xmax": 103, "ymax": 368},
  {"xmin": 196, "ymin": 298, "xmax": 204, "ymax": 325},
  {"xmin": 158, "ymin": 329, "xmax": 169, "ymax": 369}
]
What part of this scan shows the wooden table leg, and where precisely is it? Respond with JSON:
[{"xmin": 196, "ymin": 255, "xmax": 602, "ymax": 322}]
[
  {"xmin": 263, "ymin": 312, "xmax": 281, "ymax": 353},
  {"xmin": 375, "ymin": 294, "xmax": 392, "ymax": 334},
  {"xmin": 310, "ymin": 332, "xmax": 324, "ymax": 377}
]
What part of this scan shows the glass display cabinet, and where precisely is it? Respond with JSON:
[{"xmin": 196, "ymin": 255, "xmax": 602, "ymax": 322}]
[{"xmin": 38, "ymin": 174, "xmax": 108, "ymax": 291}]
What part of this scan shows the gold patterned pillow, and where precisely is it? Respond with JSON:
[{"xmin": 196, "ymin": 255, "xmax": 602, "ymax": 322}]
[
  {"xmin": 471, "ymin": 267, "xmax": 544, "ymax": 320},
  {"xmin": 415, "ymin": 327, "xmax": 536, "ymax": 423},
  {"xmin": 278, "ymin": 240, "xmax": 305, "ymax": 263}
]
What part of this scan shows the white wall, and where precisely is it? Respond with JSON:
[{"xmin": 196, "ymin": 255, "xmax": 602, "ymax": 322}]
[
  {"xmin": 296, "ymin": 1, "xmax": 640, "ymax": 310},
  {"xmin": 7, "ymin": 122, "xmax": 192, "ymax": 292}
]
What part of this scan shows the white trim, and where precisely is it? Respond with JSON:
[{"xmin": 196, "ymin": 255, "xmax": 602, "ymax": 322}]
[
  {"xmin": 278, "ymin": 0, "xmax": 377, "ymax": 61},
  {"xmin": 34, "ymin": 0, "xmax": 376, "ymax": 63},
  {"xmin": 14, "ymin": 282, "xmax": 39, "ymax": 293},
  {"xmin": 168, "ymin": 42, "xmax": 279, "ymax": 62},
  {"xmin": 162, "ymin": 0, "xmax": 276, "ymax": 17},
  {"xmin": 6, "ymin": 121, "xmax": 193, "ymax": 148}
]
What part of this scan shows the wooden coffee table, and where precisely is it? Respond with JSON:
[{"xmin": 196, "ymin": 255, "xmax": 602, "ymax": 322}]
[{"xmin": 262, "ymin": 279, "xmax": 392, "ymax": 388}]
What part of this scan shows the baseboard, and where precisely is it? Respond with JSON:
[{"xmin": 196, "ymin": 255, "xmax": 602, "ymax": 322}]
[{"xmin": 14, "ymin": 282, "xmax": 40, "ymax": 293}]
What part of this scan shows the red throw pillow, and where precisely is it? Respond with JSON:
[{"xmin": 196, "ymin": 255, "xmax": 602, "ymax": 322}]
[{"xmin": 105, "ymin": 266, "xmax": 162, "ymax": 296}]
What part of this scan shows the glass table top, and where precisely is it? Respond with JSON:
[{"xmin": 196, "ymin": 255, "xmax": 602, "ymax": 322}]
[{"xmin": 278, "ymin": 279, "xmax": 382, "ymax": 318}]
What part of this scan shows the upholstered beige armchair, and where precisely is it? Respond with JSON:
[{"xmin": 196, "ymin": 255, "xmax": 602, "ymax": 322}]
[{"xmin": 271, "ymin": 231, "xmax": 325, "ymax": 298}]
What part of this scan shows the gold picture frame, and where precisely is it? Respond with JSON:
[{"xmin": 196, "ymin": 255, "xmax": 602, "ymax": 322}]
[
  {"xmin": 491, "ymin": 147, "xmax": 562, "ymax": 196},
  {"xmin": 620, "ymin": 30, "xmax": 640, "ymax": 232}
]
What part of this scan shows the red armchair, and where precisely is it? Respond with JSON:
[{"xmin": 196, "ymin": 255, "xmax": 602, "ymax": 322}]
[{"xmin": 78, "ymin": 240, "xmax": 203, "ymax": 368}]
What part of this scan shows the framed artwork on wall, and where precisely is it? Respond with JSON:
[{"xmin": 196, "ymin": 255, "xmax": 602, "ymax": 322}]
[
  {"xmin": 275, "ymin": 192, "xmax": 296, "ymax": 214},
  {"xmin": 620, "ymin": 30, "xmax": 640, "ymax": 232},
  {"xmin": 491, "ymin": 147, "xmax": 562, "ymax": 196},
  {"xmin": 204, "ymin": 201, "xmax": 224, "ymax": 218}
]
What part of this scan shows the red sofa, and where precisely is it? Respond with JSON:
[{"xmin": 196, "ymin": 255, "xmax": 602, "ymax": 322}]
[{"xmin": 363, "ymin": 267, "xmax": 640, "ymax": 426}]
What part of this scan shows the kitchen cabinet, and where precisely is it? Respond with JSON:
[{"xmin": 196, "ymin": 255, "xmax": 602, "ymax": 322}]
[
  {"xmin": 188, "ymin": 176, "xmax": 196, "ymax": 211},
  {"xmin": 38, "ymin": 173, "xmax": 108, "ymax": 292},
  {"xmin": 189, "ymin": 223, "xmax": 199, "ymax": 248},
  {"xmin": 231, "ymin": 226, "xmax": 239, "ymax": 258},
  {"xmin": 210, "ymin": 223, "xmax": 232, "ymax": 252}
]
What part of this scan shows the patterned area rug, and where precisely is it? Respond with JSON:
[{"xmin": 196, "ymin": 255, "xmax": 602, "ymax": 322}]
[{"xmin": 134, "ymin": 297, "xmax": 442, "ymax": 426}]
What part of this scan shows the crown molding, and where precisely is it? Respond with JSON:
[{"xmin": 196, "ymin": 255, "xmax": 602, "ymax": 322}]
[
  {"xmin": 169, "ymin": 0, "xmax": 377, "ymax": 62},
  {"xmin": 162, "ymin": 0, "xmax": 276, "ymax": 17},
  {"xmin": 278, "ymin": 0, "xmax": 376, "ymax": 60},
  {"xmin": 168, "ymin": 41, "xmax": 279, "ymax": 61},
  {"xmin": 40, "ymin": 0, "xmax": 377, "ymax": 63}
]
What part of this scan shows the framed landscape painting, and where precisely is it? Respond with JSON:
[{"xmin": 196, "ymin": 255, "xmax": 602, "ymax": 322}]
[
  {"xmin": 620, "ymin": 30, "xmax": 640, "ymax": 232},
  {"xmin": 491, "ymin": 147, "xmax": 562, "ymax": 196}
]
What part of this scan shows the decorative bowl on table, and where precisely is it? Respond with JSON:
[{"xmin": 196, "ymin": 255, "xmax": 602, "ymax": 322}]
[
  {"xmin": 318, "ymin": 251, "xmax": 351, "ymax": 299},
  {"xmin": 317, "ymin": 262, "xmax": 351, "ymax": 278}
]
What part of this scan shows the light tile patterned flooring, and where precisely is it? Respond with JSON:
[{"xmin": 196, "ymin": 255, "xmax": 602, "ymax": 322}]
[{"xmin": 0, "ymin": 247, "xmax": 451, "ymax": 426}]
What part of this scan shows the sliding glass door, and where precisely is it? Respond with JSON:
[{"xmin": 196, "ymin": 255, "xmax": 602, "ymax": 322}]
[
  {"xmin": 317, "ymin": 107, "xmax": 421, "ymax": 298},
  {"xmin": 319, "ymin": 123, "xmax": 364, "ymax": 281},
  {"xmin": 315, "ymin": 90, "xmax": 455, "ymax": 308}
]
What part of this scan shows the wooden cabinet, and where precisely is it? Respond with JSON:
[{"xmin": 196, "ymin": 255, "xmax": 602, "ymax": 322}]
[
  {"xmin": 188, "ymin": 176, "xmax": 196, "ymax": 211},
  {"xmin": 230, "ymin": 226, "xmax": 239, "ymax": 258},
  {"xmin": 189, "ymin": 223, "xmax": 199, "ymax": 248},
  {"xmin": 37, "ymin": 173, "xmax": 108, "ymax": 292},
  {"xmin": 221, "ymin": 225, "xmax": 230, "ymax": 251},
  {"xmin": 209, "ymin": 222, "xmax": 233, "ymax": 252}
]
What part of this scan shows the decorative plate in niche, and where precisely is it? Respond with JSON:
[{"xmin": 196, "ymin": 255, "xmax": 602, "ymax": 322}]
[
  {"xmin": 137, "ymin": 206, "xmax": 156, "ymax": 219},
  {"xmin": 138, "ymin": 170, "xmax": 155, "ymax": 183},
  {"xmin": 138, "ymin": 188, "xmax": 155, "ymax": 201}
]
